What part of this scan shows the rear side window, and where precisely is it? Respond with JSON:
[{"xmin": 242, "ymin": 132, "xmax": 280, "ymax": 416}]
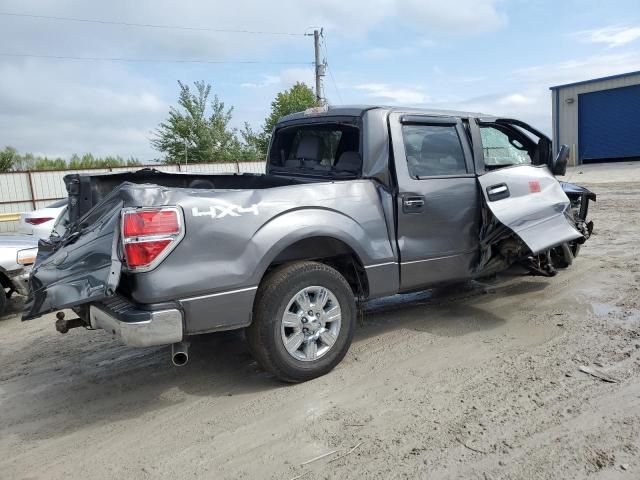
[
  {"xmin": 480, "ymin": 126, "xmax": 532, "ymax": 166},
  {"xmin": 287, "ymin": 129, "xmax": 342, "ymax": 165},
  {"xmin": 402, "ymin": 125, "xmax": 467, "ymax": 177},
  {"xmin": 269, "ymin": 123, "xmax": 360, "ymax": 172}
]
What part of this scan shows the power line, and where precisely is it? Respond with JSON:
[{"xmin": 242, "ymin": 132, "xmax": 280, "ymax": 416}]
[
  {"xmin": 0, "ymin": 52, "xmax": 311, "ymax": 65},
  {"xmin": 321, "ymin": 34, "xmax": 343, "ymax": 104},
  {"xmin": 0, "ymin": 11, "xmax": 306, "ymax": 36}
]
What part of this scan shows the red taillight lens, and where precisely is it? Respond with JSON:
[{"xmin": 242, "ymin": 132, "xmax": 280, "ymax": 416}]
[
  {"xmin": 121, "ymin": 207, "xmax": 183, "ymax": 271},
  {"xmin": 123, "ymin": 210, "xmax": 179, "ymax": 237},
  {"xmin": 25, "ymin": 217, "xmax": 54, "ymax": 225},
  {"xmin": 124, "ymin": 240, "xmax": 172, "ymax": 268}
]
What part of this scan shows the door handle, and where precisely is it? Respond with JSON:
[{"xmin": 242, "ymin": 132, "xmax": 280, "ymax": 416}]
[
  {"xmin": 402, "ymin": 195, "xmax": 425, "ymax": 212},
  {"xmin": 486, "ymin": 183, "xmax": 510, "ymax": 201}
]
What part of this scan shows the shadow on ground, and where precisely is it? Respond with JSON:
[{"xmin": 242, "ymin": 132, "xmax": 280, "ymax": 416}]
[{"xmin": 1, "ymin": 272, "xmax": 553, "ymax": 442}]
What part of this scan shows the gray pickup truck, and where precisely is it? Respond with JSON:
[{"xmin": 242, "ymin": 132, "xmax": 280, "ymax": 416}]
[{"xmin": 24, "ymin": 105, "xmax": 595, "ymax": 382}]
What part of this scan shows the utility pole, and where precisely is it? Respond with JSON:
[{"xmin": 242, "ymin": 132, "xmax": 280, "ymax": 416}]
[{"xmin": 313, "ymin": 29, "xmax": 326, "ymax": 104}]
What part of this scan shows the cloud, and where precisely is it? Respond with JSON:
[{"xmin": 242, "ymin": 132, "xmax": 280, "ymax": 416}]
[
  {"xmin": 356, "ymin": 83, "xmax": 430, "ymax": 104},
  {"xmin": 573, "ymin": 25, "xmax": 640, "ymax": 48},
  {"xmin": 515, "ymin": 51, "xmax": 640, "ymax": 87},
  {"xmin": 0, "ymin": 0, "xmax": 510, "ymax": 158},
  {"xmin": 418, "ymin": 39, "xmax": 437, "ymax": 48},
  {"xmin": 0, "ymin": 59, "xmax": 167, "ymax": 160},
  {"xmin": 278, "ymin": 67, "xmax": 316, "ymax": 86},
  {"xmin": 360, "ymin": 46, "xmax": 416, "ymax": 59},
  {"xmin": 397, "ymin": 0, "xmax": 507, "ymax": 34},
  {"xmin": 241, "ymin": 67, "xmax": 315, "ymax": 88},
  {"xmin": 497, "ymin": 93, "xmax": 536, "ymax": 107},
  {"xmin": 445, "ymin": 51, "xmax": 640, "ymax": 135},
  {"xmin": 240, "ymin": 75, "xmax": 280, "ymax": 88}
]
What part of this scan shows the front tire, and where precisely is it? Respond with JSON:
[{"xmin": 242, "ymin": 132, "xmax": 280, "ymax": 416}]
[{"xmin": 246, "ymin": 261, "xmax": 356, "ymax": 383}]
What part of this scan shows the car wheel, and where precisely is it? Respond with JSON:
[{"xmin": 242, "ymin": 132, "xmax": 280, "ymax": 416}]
[
  {"xmin": 0, "ymin": 289, "xmax": 7, "ymax": 317},
  {"xmin": 246, "ymin": 261, "xmax": 356, "ymax": 383}
]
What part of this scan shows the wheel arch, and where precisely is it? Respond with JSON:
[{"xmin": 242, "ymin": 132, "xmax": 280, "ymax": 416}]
[
  {"xmin": 247, "ymin": 207, "xmax": 396, "ymax": 300},
  {"xmin": 258, "ymin": 234, "xmax": 369, "ymax": 298}
]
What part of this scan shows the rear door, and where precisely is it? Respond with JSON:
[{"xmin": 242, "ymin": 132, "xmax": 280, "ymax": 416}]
[
  {"xmin": 474, "ymin": 118, "xmax": 581, "ymax": 254},
  {"xmin": 390, "ymin": 113, "xmax": 480, "ymax": 290}
]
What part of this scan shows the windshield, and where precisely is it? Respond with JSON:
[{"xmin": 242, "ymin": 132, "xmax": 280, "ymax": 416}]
[
  {"xmin": 480, "ymin": 125, "xmax": 533, "ymax": 167},
  {"xmin": 268, "ymin": 122, "xmax": 361, "ymax": 176}
]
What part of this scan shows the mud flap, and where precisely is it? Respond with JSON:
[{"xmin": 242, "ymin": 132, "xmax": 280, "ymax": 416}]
[{"xmin": 478, "ymin": 165, "xmax": 582, "ymax": 254}]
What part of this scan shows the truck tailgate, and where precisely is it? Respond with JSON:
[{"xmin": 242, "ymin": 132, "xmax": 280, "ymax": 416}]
[{"xmin": 22, "ymin": 195, "xmax": 122, "ymax": 320}]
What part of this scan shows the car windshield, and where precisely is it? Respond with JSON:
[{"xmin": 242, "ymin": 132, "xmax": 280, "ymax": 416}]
[
  {"xmin": 268, "ymin": 122, "xmax": 361, "ymax": 176},
  {"xmin": 480, "ymin": 126, "xmax": 532, "ymax": 167}
]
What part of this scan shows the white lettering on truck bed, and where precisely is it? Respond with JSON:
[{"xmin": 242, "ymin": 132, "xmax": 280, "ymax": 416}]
[{"xmin": 191, "ymin": 204, "xmax": 259, "ymax": 219}]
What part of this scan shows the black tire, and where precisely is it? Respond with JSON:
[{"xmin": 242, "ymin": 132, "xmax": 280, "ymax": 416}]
[
  {"xmin": 246, "ymin": 261, "xmax": 356, "ymax": 383},
  {"xmin": 0, "ymin": 289, "xmax": 7, "ymax": 317}
]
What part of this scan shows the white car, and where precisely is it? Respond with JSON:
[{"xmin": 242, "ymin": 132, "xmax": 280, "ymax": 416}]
[
  {"xmin": 18, "ymin": 199, "xmax": 67, "ymax": 239},
  {"xmin": 0, "ymin": 234, "xmax": 38, "ymax": 316}
]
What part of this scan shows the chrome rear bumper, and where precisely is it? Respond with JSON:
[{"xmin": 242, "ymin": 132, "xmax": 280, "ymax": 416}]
[{"xmin": 89, "ymin": 304, "xmax": 183, "ymax": 347}]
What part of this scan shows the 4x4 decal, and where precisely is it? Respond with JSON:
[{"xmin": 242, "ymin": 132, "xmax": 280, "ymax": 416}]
[{"xmin": 191, "ymin": 204, "xmax": 259, "ymax": 219}]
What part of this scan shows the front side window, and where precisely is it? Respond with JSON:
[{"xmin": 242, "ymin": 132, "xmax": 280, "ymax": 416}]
[
  {"xmin": 480, "ymin": 126, "xmax": 532, "ymax": 167},
  {"xmin": 402, "ymin": 124, "xmax": 467, "ymax": 177}
]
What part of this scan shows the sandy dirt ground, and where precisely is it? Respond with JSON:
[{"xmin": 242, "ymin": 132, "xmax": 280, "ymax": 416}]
[{"xmin": 1, "ymin": 162, "xmax": 639, "ymax": 479}]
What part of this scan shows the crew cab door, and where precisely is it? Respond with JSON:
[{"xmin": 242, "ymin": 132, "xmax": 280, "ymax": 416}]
[
  {"xmin": 473, "ymin": 118, "xmax": 582, "ymax": 254},
  {"xmin": 390, "ymin": 113, "xmax": 480, "ymax": 290}
]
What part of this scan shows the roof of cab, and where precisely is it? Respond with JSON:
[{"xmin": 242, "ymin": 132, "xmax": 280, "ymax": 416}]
[{"xmin": 278, "ymin": 104, "xmax": 489, "ymax": 123}]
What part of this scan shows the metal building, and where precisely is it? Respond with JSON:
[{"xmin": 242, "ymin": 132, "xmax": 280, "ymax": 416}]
[{"xmin": 550, "ymin": 70, "xmax": 640, "ymax": 165}]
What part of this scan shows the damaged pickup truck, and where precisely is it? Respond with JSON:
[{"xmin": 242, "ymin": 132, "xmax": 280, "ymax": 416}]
[{"xmin": 23, "ymin": 106, "xmax": 595, "ymax": 382}]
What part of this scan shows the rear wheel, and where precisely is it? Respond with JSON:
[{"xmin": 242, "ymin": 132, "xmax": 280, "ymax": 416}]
[
  {"xmin": 246, "ymin": 261, "xmax": 356, "ymax": 383},
  {"xmin": 0, "ymin": 288, "xmax": 7, "ymax": 317}
]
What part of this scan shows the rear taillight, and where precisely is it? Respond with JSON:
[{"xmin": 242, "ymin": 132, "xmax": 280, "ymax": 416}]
[
  {"xmin": 25, "ymin": 217, "xmax": 54, "ymax": 225},
  {"xmin": 121, "ymin": 207, "xmax": 184, "ymax": 271},
  {"xmin": 123, "ymin": 210, "xmax": 179, "ymax": 237}
]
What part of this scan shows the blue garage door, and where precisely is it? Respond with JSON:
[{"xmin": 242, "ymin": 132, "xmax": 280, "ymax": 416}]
[{"xmin": 578, "ymin": 83, "xmax": 640, "ymax": 161}]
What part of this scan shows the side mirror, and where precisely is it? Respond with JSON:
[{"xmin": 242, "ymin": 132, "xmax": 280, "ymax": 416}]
[{"xmin": 552, "ymin": 144, "xmax": 570, "ymax": 176}]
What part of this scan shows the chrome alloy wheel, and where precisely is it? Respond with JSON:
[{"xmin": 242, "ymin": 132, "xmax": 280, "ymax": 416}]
[{"xmin": 280, "ymin": 285, "xmax": 342, "ymax": 362}]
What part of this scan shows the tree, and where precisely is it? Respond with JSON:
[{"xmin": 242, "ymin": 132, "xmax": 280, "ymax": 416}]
[
  {"xmin": 0, "ymin": 146, "xmax": 17, "ymax": 172},
  {"xmin": 243, "ymin": 82, "xmax": 319, "ymax": 157},
  {"xmin": 0, "ymin": 146, "xmax": 140, "ymax": 171},
  {"xmin": 151, "ymin": 80, "xmax": 253, "ymax": 163}
]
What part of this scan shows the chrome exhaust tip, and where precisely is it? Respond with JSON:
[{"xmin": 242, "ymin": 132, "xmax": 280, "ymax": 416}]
[{"xmin": 171, "ymin": 341, "xmax": 190, "ymax": 366}]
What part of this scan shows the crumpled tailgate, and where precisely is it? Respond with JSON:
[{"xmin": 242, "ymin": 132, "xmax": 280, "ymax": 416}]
[{"xmin": 22, "ymin": 197, "xmax": 122, "ymax": 320}]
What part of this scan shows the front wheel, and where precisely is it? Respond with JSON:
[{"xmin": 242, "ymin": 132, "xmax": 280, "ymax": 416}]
[{"xmin": 246, "ymin": 261, "xmax": 356, "ymax": 383}]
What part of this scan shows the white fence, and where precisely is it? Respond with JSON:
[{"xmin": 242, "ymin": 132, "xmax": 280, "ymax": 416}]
[{"xmin": 0, "ymin": 161, "xmax": 266, "ymax": 232}]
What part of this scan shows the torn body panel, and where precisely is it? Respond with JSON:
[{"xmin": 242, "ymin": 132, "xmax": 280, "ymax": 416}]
[
  {"xmin": 23, "ymin": 194, "xmax": 123, "ymax": 320},
  {"xmin": 478, "ymin": 165, "xmax": 583, "ymax": 254}
]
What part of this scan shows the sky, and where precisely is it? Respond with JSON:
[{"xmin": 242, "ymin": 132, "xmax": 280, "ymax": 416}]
[{"xmin": 1, "ymin": 0, "xmax": 640, "ymax": 161}]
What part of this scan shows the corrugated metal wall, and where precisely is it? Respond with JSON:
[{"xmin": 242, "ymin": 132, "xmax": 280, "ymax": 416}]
[
  {"xmin": 0, "ymin": 161, "xmax": 266, "ymax": 233},
  {"xmin": 578, "ymin": 84, "xmax": 640, "ymax": 161},
  {"xmin": 552, "ymin": 73, "xmax": 640, "ymax": 165}
]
